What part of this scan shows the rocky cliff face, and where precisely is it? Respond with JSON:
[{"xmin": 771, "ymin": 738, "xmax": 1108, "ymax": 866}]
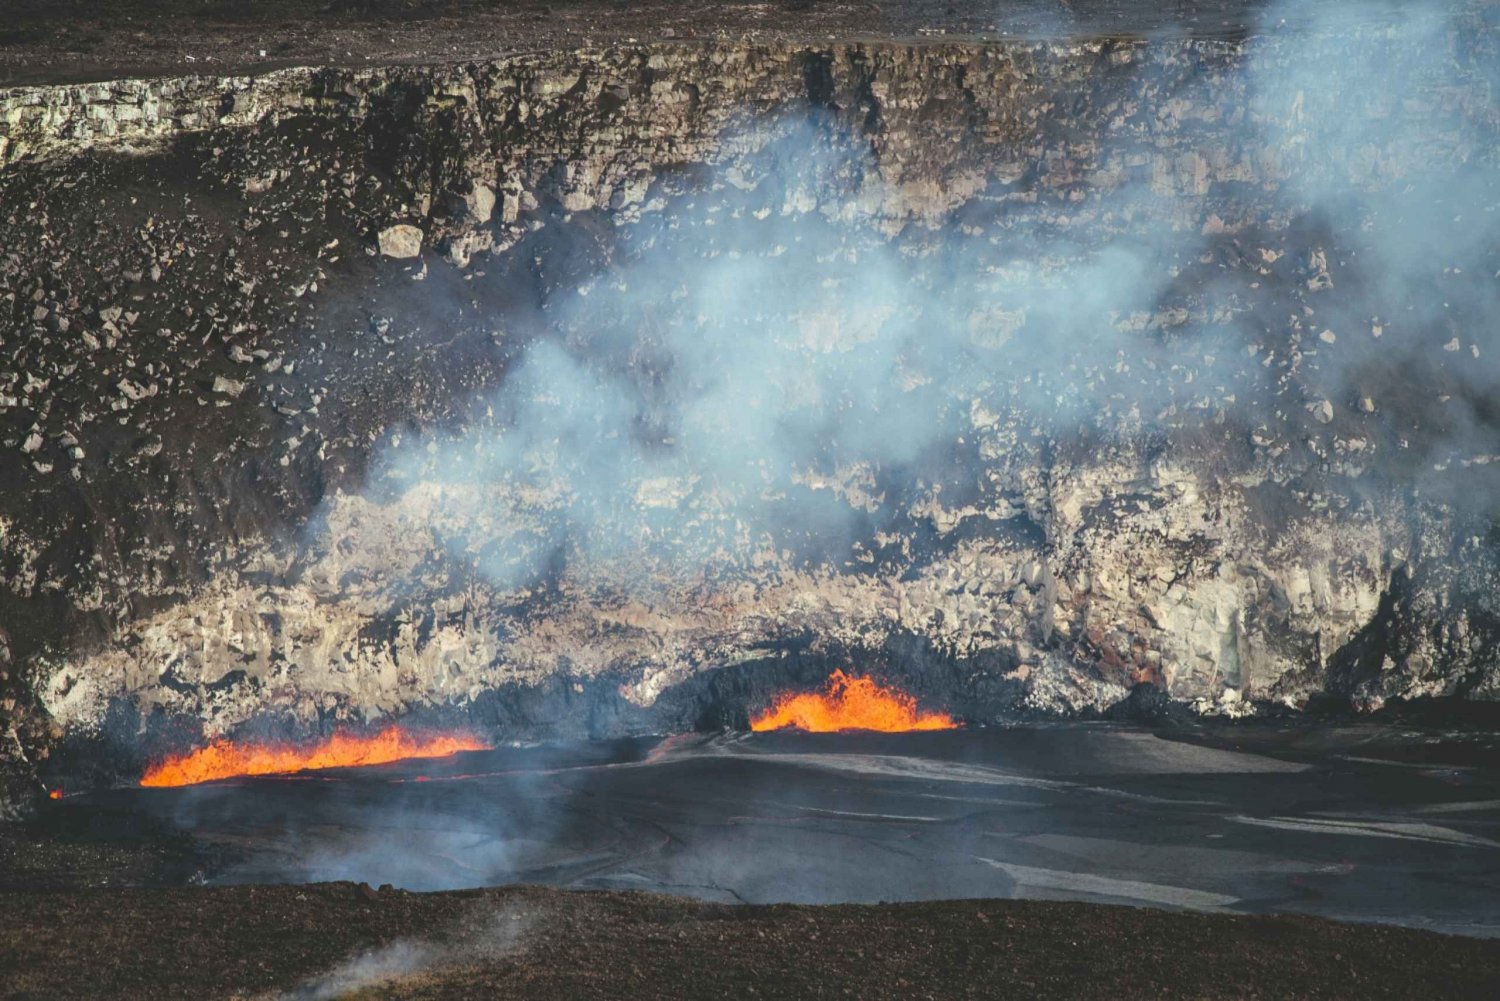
[{"xmin": 2, "ymin": 13, "xmax": 1498, "ymax": 803}]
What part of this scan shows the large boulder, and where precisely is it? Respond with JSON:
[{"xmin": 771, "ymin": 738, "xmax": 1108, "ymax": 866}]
[{"xmin": 377, "ymin": 224, "xmax": 424, "ymax": 259}]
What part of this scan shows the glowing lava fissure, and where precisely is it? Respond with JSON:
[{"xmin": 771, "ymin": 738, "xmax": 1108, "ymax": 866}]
[
  {"xmin": 139, "ymin": 727, "xmax": 490, "ymax": 788},
  {"xmin": 750, "ymin": 670, "xmax": 959, "ymax": 733}
]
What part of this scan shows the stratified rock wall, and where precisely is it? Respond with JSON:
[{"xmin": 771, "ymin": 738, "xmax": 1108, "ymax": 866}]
[{"xmin": 1, "ymin": 18, "xmax": 1498, "ymax": 800}]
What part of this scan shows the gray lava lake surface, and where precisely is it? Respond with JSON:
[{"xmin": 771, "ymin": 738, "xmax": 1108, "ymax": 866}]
[{"xmin": 64, "ymin": 723, "xmax": 1500, "ymax": 936}]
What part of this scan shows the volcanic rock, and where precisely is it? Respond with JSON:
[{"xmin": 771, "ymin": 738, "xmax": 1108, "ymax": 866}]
[
  {"xmin": 377, "ymin": 224, "xmax": 424, "ymax": 259},
  {"xmin": 211, "ymin": 376, "xmax": 246, "ymax": 398},
  {"xmin": 461, "ymin": 182, "xmax": 496, "ymax": 224}
]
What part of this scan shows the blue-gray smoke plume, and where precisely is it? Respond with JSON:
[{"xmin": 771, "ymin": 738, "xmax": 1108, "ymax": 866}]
[{"xmin": 339, "ymin": 0, "xmax": 1497, "ymax": 598}]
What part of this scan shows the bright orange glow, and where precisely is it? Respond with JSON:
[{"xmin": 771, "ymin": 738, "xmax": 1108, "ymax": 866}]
[
  {"xmin": 47, "ymin": 789, "xmax": 63, "ymax": 800},
  {"xmin": 139, "ymin": 727, "xmax": 490, "ymax": 788},
  {"xmin": 750, "ymin": 670, "xmax": 959, "ymax": 733}
]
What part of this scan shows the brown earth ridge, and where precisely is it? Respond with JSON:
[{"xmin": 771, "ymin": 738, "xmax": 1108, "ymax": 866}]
[
  {"xmin": 0, "ymin": 1, "xmax": 1349, "ymax": 88},
  {"xmin": 3, "ymin": 882, "xmax": 1500, "ymax": 1000}
]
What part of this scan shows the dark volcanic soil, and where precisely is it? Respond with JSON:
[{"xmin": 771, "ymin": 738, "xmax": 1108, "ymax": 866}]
[
  {"xmin": 2, "ymin": 0, "xmax": 1294, "ymax": 86},
  {"xmin": 3, "ymin": 882, "xmax": 1499, "ymax": 1000}
]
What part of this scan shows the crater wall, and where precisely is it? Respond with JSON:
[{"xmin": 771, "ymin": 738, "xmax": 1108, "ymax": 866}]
[{"xmin": 2, "ymin": 16, "xmax": 1498, "ymax": 805}]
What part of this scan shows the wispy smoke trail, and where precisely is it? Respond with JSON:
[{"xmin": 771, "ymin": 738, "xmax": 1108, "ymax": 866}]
[
  {"xmin": 284, "ymin": 939, "xmax": 437, "ymax": 1001},
  {"xmin": 358, "ymin": 129, "xmax": 1188, "ymax": 590},
  {"xmin": 276, "ymin": 900, "xmax": 530, "ymax": 1000}
]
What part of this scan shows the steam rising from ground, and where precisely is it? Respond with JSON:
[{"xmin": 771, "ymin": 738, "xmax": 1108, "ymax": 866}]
[
  {"xmin": 277, "ymin": 901, "xmax": 531, "ymax": 1000},
  {"xmin": 283, "ymin": 939, "xmax": 436, "ymax": 1001},
  {"xmin": 328, "ymin": 0, "xmax": 1496, "ymax": 601}
]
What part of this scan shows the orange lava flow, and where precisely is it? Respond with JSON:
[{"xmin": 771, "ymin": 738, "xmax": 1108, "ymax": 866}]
[
  {"xmin": 750, "ymin": 670, "xmax": 959, "ymax": 733},
  {"xmin": 139, "ymin": 727, "xmax": 490, "ymax": 788}
]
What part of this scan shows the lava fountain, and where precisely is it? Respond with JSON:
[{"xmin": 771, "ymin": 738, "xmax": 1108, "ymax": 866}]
[
  {"xmin": 750, "ymin": 670, "xmax": 959, "ymax": 733},
  {"xmin": 139, "ymin": 727, "xmax": 491, "ymax": 788}
]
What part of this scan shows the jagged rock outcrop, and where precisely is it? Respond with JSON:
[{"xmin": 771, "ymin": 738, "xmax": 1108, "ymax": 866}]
[{"xmin": 2, "ymin": 16, "xmax": 1498, "ymax": 804}]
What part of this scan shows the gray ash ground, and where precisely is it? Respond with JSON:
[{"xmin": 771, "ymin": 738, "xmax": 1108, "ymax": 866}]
[
  {"xmin": 13, "ymin": 723, "xmax": 1500, "ymax": 935},
  {"xmin": 5, "ymin": 722, "xmax": 1500, "ymax": 999}
]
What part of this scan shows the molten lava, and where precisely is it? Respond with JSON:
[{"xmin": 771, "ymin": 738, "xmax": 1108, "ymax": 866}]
[
  {"xmin": 750, "ymin": 670, "xmax": 959, "ymax": 733},
  {"xmin": 139, "ymin": 727, "xmax": 490, "ymax": 788}
]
